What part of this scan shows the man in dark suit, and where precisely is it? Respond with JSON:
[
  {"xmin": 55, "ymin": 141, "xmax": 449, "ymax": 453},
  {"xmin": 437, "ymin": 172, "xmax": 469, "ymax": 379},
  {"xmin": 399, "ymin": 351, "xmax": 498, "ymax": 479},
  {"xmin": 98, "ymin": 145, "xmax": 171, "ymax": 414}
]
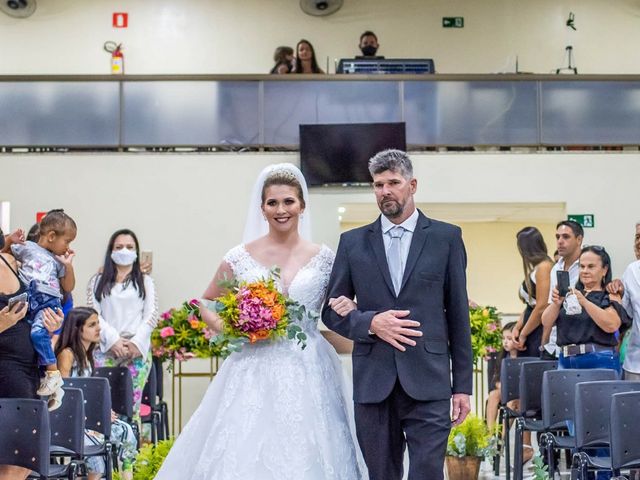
[{"xmin": 322, "ymin": 149, "xmax": 473, "ymax": 480}]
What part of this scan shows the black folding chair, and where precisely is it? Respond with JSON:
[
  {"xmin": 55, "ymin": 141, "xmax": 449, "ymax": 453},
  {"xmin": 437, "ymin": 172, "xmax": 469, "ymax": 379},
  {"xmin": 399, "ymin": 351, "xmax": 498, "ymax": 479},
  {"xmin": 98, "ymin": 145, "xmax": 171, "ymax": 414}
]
[
  {"xmin": 513, "ymin": 360, "xmax": 558, "ymax": 480},
  {"xmin": 571, "ymin": 381, "xmax": 640, "ymax": 479},
  {"xmin": 65, "ymin": 376, "xmax": 115, "ymax": 480},
  {"xmin": 0, "ymin": 398, "xmax": 78, "ymax": 479},
  {"xmin": 610, "ymin": 391, "xmax": 640, "ymax": 480},
  {"xmin": 48, "ymin": 387, "xmax": 85, "ymax": 469},
  {"xmin": 141, "ymin": 361, "xmax": 161, "ymax": 444},
  {"xmin": 153, "ymin": 357, "xmax": 170, "ymax": 440},
  {"xmin": 496, "ymin": 356, "xmax": 538, "ymax": 480},
  {"xmin": 93, "ymin": 367, "xmax": 134, "ymax": 422},
  {"xmin": 540, "ymin": 369, "xmax": 617, "ymax": 479}
]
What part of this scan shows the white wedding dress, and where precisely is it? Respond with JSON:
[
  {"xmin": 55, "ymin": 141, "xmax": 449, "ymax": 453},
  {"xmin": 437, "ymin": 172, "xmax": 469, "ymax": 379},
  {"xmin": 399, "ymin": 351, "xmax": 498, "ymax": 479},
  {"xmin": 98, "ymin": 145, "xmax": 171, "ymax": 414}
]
[{"xmin": 154, "ymin": 244, "xmax": 367, "ymax": 480}]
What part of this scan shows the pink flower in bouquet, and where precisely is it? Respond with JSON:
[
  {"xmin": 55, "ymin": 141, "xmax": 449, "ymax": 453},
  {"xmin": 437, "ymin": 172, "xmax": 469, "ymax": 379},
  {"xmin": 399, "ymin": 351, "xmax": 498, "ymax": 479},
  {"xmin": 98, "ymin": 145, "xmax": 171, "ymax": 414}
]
[
  {"xmin": 161, "ymin": 310, "xmax": 172, "ymax": 321},
  {"xmin": 486, "ymin": 346, "xmax": 496, "ymax": 353},
  {"xmin": 235, "ymin": 293, "xmax": 278, "ymax": 333},
  {"xmin": 189, "ymin": 298, "xmax": 200, "ymax": 306},
  {"xmin": 203, "ymin": 328, "xmax": 215, "ymax": 340},
  {"xmin": 487, "ymin": 323, "xmax": 497, "ymax": 332},
  {"xmin": 160, "ymin": 326, "xmax": 175, "ymax": 338}
]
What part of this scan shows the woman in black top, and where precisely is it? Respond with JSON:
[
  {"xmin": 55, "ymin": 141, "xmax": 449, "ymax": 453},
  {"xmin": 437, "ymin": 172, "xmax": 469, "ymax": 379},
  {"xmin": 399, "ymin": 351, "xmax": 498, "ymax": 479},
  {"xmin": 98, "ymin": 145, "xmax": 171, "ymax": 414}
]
[
  {"xmin": 542, "ymin": 245, "xmax": 626, "ymax": 375},
  {"xmin": 0, "ymin": 229, "xmax": 64, "ymax": 480},
  {"xmin": 512, "ymin": 227, "xmax": 553, "ymax": 357}
]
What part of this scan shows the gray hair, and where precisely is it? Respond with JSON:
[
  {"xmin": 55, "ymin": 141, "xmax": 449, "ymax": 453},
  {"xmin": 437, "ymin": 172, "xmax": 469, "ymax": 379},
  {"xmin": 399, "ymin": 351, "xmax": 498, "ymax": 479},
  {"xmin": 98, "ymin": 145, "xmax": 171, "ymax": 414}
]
[{"xmin": 368, "ymin": 149, "xmax": 413, "ymax": 180}]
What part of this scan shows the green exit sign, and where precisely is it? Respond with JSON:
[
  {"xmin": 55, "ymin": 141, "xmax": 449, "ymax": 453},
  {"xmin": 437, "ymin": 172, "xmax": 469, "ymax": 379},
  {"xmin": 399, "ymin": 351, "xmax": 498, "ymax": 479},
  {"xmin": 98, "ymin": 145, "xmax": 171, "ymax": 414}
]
[
  {"xmin": 568, "ymin": 214, "xmax": 595, "ymax": 228},
  {"xmin": 443, "ymin": 17, "xmax": 464, "ymax": 28}
]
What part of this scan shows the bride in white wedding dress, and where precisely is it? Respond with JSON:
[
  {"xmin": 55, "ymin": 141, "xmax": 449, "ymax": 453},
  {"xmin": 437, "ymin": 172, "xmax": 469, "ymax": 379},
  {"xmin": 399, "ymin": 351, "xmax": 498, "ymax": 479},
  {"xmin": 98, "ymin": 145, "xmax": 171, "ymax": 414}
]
[{"xmin": 154, "ymin": 164, "xmax": 367, "ymax": 480}]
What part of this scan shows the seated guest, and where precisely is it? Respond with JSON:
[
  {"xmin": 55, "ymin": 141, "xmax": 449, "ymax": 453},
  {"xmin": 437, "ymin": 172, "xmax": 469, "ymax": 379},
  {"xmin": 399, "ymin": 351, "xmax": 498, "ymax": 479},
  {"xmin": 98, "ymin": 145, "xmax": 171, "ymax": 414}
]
[
  {"xmin": 270, "ymin": 46, "xmax": 294, "ymax": 74},
  {"xmin": 486, "ymin": 321, "xmax": 518, "ymax": 431},
  {"xmin": 357, "ymin": 30, "xmax": 384, "ymax": 58},
  {"xmin": 542, "ymin": 246, "xmax": 629, "ymax": 376},
  {"xmin": 56, "ymin": 307, "xmax": 137, "ymax": 480},
  {"xmin": 292, "ymin": 39, "xmax": 324, "ymax": 74}
]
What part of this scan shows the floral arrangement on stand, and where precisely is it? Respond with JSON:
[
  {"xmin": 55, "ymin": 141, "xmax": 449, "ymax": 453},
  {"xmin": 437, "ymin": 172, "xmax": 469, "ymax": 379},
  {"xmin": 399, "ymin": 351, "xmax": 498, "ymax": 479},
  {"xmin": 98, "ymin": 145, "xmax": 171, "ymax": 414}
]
[
  {"xmin": 204, "ymin": 269, "xmax": 309, "ymax": 358},
  {"xmin": 151, "ymin": 299, "xmax": 222, "ymax": 366},
  {"xmin": 469, "ymin": 305, "xmax": 503, "ymax": 364}
]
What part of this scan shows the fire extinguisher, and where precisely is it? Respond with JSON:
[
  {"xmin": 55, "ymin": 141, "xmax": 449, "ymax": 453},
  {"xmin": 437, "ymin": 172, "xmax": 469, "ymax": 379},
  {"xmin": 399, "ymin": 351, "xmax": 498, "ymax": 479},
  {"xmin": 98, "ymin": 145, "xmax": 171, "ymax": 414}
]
[{"xmin": 104, "ymin": 41, "xmax": 124, "ymax": 74}]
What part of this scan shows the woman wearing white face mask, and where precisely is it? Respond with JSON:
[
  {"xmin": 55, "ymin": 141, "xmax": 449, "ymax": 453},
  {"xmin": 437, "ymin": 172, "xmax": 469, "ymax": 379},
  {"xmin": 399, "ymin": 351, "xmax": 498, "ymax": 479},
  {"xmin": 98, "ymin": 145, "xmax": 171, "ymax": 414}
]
[{"xmin": 87, "ymin": 229, "xmax": 158, "ymax": 424}]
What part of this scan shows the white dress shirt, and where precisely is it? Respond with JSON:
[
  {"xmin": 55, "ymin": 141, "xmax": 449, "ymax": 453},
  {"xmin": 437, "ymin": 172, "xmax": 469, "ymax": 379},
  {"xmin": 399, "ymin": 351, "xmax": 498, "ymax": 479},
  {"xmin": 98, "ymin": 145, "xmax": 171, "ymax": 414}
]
[
  {"xmin": 380, "ymin": 208, "xmax": 420, "ymax": 283},
  {"xmin": 622, "ymin": 260, "xmax": 640, "ymax": 373},
  {"xmin": 87, "ymin": 274, "xmax": 159, "ymax": 354}
]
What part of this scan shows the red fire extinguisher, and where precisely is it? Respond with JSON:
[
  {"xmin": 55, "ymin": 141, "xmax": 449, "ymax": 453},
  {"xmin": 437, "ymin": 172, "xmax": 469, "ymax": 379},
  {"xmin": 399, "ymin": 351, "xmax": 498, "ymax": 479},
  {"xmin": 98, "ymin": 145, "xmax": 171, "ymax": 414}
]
[{"xmin": 104, "ymin": 41, "xmax": 124, "ymax": 74}]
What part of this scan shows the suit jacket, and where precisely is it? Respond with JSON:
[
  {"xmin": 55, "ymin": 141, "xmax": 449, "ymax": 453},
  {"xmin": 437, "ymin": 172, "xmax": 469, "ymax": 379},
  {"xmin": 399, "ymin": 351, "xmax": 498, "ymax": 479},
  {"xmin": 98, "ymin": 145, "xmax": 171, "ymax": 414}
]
[{"xmin": 321, "ymin": 210, "xmax": 473, "ymax": 404}]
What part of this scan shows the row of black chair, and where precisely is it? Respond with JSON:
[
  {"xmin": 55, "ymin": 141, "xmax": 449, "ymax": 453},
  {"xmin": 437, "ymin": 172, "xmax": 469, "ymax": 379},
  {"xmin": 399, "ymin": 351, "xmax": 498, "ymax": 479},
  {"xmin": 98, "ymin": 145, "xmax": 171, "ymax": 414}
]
[
  {"xmin": 0, "ymin": 378, "xmax": 113, "ymax": 479},
  {"xmin": 496, "ymin": 357, "xmax": 640, "ymax": 480}
]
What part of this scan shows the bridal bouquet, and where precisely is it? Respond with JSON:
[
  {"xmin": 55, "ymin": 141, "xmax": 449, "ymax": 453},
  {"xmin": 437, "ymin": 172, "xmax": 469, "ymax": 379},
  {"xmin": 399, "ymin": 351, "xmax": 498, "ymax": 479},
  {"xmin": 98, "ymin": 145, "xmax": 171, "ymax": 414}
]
[{"xmin": 204, "ymin": 269, "xmax": 308, "ymax": 357}]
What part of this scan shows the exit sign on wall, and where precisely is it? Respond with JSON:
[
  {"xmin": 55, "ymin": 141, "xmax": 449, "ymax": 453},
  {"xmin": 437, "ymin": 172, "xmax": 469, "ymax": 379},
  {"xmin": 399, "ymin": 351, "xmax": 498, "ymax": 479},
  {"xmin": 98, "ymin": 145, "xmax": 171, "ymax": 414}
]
[
  {"xmin": 442, "ymin": 17, "xmax": 464, "ymax": 28},
  {"xmin": 568, "ymin": 214, "xmax": 595, "ymax": 228}
]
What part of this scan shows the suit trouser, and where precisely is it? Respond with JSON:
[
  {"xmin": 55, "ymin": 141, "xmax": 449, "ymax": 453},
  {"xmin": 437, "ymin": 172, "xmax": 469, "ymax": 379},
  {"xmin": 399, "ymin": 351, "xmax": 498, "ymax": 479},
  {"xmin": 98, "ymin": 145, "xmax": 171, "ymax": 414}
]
[{"xmin": 354, "ymin": 380, "xmax": 451, "ymax": 480}]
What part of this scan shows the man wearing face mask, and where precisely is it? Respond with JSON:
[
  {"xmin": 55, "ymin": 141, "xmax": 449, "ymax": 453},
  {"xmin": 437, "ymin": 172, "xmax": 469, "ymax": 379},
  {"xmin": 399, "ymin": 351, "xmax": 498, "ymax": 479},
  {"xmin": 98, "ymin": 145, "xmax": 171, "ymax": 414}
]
[{"xmin": 356, "ymin": 30, "xmax": 384, "ymax": 59}]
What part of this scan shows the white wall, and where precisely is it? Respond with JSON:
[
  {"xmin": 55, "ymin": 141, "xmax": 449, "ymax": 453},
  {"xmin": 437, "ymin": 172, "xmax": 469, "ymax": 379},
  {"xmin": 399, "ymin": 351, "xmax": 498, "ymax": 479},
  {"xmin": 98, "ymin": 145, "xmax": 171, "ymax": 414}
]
[
  {"xmin": 1, "ymin": 151, "xmax": 638, "ymax": 315},
  {"xmin": 1, "ymin": 0, "xmax": 639, "ymax": 74}
]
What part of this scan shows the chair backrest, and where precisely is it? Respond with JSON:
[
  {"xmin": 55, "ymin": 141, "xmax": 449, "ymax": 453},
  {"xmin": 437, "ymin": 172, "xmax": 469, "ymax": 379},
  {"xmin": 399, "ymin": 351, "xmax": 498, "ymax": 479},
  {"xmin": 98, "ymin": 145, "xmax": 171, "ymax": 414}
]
[
  {"xmin": 94, "ymin": 366, "xmax": 134, "ymax": 420},
  {"xmin": 519, "ymin": 360, "xmax": 558, "ymax": 416},
  {"xmin": 0, "ymin": 398, "xmax": 50, "ymax": 477},
  {"xmin": 500, "ymin": 356, "xmax": 538, "ymax": 404},
  {"xmin": 542, "ymin": 368, "xmax": 617, "ymax": 429},
  {"xmin": 153, "ymin": 356, "xmax": 164, "ymax": 400},
  {"xmin": 50, "ymin": 387, "xmax": 85, "ymax": 457},
  {"xmin": 65, "ymin": 376, "xmax": 112, "ymax": 437},
  {"xmin": 142, "ymin": 360, "xmax": 158, "ymax": 410},
  {"xmin": 575, "ymin": 380, "xmax": 640, "ymax": 449},
  {"xmin": 611, "ymin": 391, "xmax": 640, "ymax": 470}
]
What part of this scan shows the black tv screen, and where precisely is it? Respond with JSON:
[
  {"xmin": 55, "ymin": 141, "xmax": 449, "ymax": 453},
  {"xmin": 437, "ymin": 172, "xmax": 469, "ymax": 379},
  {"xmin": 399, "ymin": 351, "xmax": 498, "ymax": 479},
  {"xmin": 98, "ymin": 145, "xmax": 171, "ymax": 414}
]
[{"xmin": 300, "ymin": 122, "xmax": 406, "ymax": 186}]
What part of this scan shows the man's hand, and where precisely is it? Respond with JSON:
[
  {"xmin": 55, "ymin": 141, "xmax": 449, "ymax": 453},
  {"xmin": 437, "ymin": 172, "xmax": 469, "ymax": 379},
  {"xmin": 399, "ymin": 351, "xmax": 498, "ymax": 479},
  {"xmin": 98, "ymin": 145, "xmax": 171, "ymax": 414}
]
[
  {"xmin": 451, "ymin": 393, "xmax": 471, "ymax": 426},
  {"xmin": 42, "ymin": 307, "xmax": 64, "ymax": 333},
  {"xmin": 606, "ymin": 279, "xmax": 624, "ymax": 297},
  {"xmin": 124, "ymin": 340, "xmax": 143, "ymax": 359},
  {"xmin": 550, "ymin": 287, "xmax": 564, "ymax": 306},
  {"xmin": 370, "ymin": 310, "xmax": 422, "ymax": 352},
  {"xmin": 109, "ymin": 338, "xmax": 129, "ymax": 359},
  {"xmin": 328, "ymin": 296, "xmax": 357, "ymax": 317},
  {"xmin": 56, "ymin": 249, "xmax": 76, "ymax": 267}
]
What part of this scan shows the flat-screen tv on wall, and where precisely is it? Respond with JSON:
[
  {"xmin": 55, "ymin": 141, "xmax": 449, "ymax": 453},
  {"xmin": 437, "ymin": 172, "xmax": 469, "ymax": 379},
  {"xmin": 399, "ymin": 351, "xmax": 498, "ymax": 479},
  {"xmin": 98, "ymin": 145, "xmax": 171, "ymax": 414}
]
[{"xmin": 300, "ymin": 122, "xmax": 406, "ymax": 186}]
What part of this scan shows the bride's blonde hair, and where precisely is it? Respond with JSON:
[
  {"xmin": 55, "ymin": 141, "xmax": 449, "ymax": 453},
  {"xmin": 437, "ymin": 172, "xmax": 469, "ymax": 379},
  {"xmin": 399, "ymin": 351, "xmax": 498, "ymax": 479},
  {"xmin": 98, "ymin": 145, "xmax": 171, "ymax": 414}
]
[{"xmin": 261, "ymin": 170, "xmax": 306, "ymax": 209}]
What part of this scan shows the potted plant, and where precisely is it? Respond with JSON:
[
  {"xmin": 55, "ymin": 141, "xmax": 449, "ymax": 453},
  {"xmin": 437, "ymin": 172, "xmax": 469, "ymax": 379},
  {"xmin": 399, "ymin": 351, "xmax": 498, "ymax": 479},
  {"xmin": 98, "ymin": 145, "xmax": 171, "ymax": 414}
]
[
  {"xmin": 113, "ymin": 438, "xmax": 175, "ymax": 480},
  {"xmin": 446, "ymin": 415, "xmax": 495, "ymax": 480}
]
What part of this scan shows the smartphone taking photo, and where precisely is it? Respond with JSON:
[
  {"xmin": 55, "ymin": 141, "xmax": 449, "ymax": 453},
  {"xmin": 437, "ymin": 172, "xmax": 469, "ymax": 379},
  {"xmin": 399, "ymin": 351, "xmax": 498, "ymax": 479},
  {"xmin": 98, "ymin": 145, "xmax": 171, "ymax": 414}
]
[
  {"xmin": 556, "ymin": 270, "xmax": 570, "ymax": 297},
  {"xmin": 140, "ymin": 250, "xmax": 153, "ymax": 274},
  {"xmin": 7, "ymin": 292, "xmax": 28, "ymax": 311}
]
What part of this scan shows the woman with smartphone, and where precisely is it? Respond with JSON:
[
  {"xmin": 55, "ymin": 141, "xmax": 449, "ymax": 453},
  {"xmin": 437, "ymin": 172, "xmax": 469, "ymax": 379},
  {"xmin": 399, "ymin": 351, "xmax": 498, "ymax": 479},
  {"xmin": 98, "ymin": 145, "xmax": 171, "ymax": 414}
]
[
  {"xmin": 0, "ymin": 227, "xmax": 63, "ymax": 480},
  {"xmin": 86, "ymin": 228, "xmax": 158, "ymax": 426},
  {"xmin": 542, "ymin": 245, "xmax": 627, "ymax": 374},
  {"xmin": 512, "ymin": 227, "xmax": 553, "ymax": 357}
]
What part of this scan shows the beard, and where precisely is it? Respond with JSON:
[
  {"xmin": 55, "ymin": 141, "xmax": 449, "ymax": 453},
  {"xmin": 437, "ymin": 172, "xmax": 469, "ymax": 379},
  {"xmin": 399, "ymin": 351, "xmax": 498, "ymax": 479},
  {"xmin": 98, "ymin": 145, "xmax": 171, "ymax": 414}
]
[{"xmin": 379, "ymin": 198, "xmax": 403, "ymax": 218}]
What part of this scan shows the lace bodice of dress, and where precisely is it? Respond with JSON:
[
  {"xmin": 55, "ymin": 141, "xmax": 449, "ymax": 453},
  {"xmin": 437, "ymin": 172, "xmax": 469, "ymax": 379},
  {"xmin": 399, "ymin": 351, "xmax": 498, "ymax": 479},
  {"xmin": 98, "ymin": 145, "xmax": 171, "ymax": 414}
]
[{"xmin": 223, "ymin": 244, "xmax": 334, "ymax": 331}]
